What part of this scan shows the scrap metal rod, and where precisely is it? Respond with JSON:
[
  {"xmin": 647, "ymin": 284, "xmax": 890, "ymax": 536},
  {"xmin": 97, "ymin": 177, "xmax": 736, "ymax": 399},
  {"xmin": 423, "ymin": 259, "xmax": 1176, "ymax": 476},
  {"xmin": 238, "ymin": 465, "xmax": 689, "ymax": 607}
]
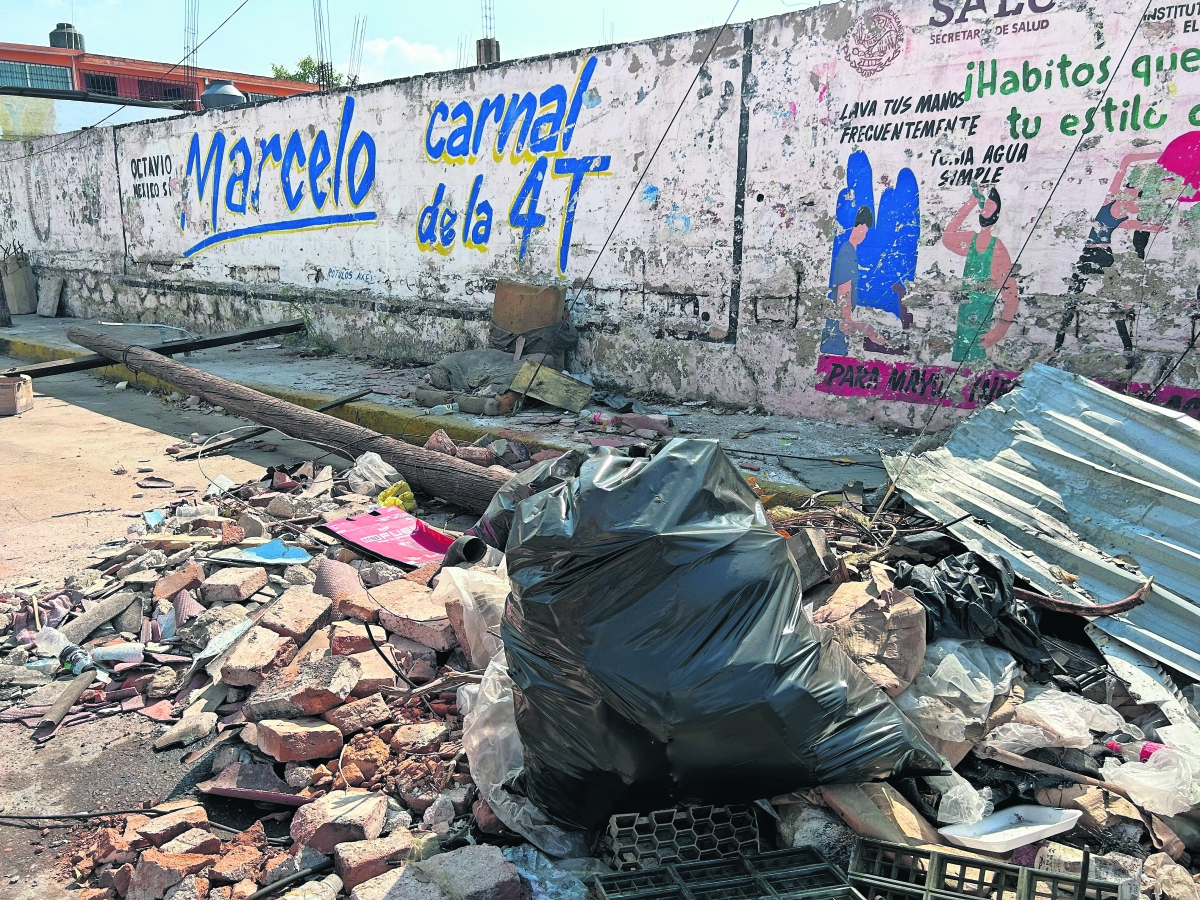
[
  {"xmin": 68, "ymin": 328, "xmax": 509, "ymax": 514},
  {"xmin": 174, "ymin": 388, "xmax": 373, "ymax": 460},
  {"xmin": 2, "ymin": 319, "xmax": 306, "ymax": 378}
]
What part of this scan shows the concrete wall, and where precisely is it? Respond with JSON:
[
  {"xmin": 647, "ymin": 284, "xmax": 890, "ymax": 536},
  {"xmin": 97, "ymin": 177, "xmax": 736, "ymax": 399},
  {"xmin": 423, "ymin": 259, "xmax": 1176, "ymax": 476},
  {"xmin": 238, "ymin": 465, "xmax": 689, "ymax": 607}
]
[
  {"xmin": 0, "ymin": 98, "xmax": 175, "ymax": 141},
  {"xmin": 4, "ymin": 0, "xmax": 1200, "ymax": 426}
]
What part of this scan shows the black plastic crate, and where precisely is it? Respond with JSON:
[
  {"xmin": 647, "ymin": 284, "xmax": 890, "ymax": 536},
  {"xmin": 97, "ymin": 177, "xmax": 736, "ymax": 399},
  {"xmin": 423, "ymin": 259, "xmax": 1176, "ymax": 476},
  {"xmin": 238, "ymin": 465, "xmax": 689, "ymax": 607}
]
[
  {"xmin": 594, "ymin": 844, "xmax": 861, "ymax": 900},
  {"xmin": 849, "ymin": 839, "xmax": 1123, "ymax": 900}
]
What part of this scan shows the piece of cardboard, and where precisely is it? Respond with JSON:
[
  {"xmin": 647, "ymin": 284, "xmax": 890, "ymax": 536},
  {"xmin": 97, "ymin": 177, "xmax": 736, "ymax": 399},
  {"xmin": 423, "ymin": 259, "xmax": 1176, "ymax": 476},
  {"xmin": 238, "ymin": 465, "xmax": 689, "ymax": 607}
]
[
  {"xmin": 509, "ymin": 360, "xmax": 592, "ymax": 412},
  {"xmin": 320, "ymin": 506, "xmax": 455, "ymax": 567},
  {"xmin": 492, "ymin": 280, "xmax": 566, "ymax": 334}
]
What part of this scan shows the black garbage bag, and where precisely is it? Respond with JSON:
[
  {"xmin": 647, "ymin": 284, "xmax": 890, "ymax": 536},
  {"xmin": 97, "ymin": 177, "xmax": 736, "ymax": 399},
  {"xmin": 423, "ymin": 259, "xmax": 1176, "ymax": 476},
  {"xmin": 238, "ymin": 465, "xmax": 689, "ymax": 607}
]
[
  {"xmin": 466, "ymin": 450, "xmax": 588, "ymax": 550},
  {"xmin": 501, "ymin": 439, "xmax": 944, "ymax": 835},
  {"xmin": 893, "ymin": 552, "xmax": 1055, "ymax": 681}
]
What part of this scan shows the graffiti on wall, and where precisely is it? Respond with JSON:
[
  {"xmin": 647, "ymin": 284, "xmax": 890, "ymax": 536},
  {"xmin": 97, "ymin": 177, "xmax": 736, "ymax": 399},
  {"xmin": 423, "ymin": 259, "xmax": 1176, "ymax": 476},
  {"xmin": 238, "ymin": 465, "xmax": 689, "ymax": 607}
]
[
  {"xmin": 417, "ymin": 56, "xmax": 609, "ymax": 274},
  {"xmin": 174, "ymin": 95, "xmax": 377, "ymax": 257}
]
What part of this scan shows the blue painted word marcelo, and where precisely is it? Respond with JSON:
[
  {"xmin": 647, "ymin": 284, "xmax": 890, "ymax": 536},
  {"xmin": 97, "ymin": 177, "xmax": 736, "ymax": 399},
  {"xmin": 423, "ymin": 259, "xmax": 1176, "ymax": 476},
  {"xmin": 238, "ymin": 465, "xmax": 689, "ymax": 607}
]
[
  {"xmin": 418, "ymin": 56, "xmax": 609, "ymax": 274},
  {"xmin": 181, "ymin": 95, "xmax": 376, "ymax": 257}
]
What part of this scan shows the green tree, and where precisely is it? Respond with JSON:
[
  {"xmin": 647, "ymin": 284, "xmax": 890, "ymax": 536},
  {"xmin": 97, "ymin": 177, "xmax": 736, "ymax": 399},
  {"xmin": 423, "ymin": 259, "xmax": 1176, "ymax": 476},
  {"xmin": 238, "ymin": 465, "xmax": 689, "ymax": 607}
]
[{"xmin": 271, "ymin": 55, "xmax": 343, "ymax": 87}]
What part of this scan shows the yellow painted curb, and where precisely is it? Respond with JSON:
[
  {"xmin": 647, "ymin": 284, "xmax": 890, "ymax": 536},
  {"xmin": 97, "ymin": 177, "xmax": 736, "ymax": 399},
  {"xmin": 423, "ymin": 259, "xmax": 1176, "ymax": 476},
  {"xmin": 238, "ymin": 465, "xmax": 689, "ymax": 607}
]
[{"xmin": 1, "ymin": 332, "xmax": 563, "ymax": 453}]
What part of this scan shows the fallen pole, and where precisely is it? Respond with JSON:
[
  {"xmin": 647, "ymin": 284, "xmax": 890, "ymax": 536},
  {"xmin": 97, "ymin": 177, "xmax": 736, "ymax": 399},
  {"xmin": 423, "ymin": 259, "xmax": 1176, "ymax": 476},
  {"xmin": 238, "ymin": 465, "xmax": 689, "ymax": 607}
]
[
  {"xmin": 2, "ymin": 319, "xmax": 306, "ymax": 378},
  {"xmin": 68, "ymin": 327, "xmax": 509, "ymax": 514}
]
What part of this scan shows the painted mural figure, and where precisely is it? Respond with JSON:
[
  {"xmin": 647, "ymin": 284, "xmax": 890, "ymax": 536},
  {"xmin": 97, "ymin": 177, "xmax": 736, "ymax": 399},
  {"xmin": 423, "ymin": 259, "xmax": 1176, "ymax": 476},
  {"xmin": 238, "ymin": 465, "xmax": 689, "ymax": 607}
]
[
  {"xmin": 821, "ymin": 151, "xmax": 919, "ymax": 356},
  {"xmin": 942, "ymin": 187, "xmax": 1018, "ymax": 362},
  {"xmin": 1056, "ymin": 151, "xmax": 1165, "ymax": 367}
]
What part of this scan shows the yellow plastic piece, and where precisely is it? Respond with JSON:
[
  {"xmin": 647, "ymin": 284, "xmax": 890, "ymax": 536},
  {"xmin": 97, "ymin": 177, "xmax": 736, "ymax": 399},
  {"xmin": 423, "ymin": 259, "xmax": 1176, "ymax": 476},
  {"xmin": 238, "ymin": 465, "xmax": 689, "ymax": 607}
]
[{"xmin": 376, "ymin": 480, "xmax": 417, "ymax": 512}]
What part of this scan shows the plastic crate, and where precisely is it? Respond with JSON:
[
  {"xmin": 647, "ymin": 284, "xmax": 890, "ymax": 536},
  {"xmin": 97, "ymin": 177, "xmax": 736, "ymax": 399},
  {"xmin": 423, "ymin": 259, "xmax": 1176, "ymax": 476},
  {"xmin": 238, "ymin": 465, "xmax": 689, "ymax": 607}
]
[
  {"xmin": 594, "ymin": 845, "xmax": 864, "ymax": 900},
  {"xmin": 849, "ymin": 839, "xmax": 1122, "ymax": 900},
  {"xmin": 600, "ymin": 805, "xmax": 763, "ymax": 871}
]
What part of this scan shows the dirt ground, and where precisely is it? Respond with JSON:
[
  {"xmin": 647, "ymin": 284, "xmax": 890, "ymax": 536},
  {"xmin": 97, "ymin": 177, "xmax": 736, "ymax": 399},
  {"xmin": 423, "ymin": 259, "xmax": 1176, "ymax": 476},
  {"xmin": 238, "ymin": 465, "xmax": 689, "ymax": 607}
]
[{"xmin": 0, "ymin": 356, "xmax": 328, "ymax": 589}]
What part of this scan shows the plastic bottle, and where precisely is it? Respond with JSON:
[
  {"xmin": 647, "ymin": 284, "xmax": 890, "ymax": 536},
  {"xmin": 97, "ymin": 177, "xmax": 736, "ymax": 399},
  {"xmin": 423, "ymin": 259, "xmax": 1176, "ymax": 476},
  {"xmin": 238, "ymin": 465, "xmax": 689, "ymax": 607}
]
[
  {"xmin": 34, "ymin": 626, "xmax": 95, "ymax": 675},
  {"xmin": 1106, "ymin": 739, "xmax": 1166, "ymax": 762},
  {"xmin": 426, "ymin": 403, "xmax": 460, "ymax": 416},
  {"xmin": 280, "ymin": 873, "xmax": 343, "ymax": 899},
  {"xmin": 590, "ymin": 411, "xmax": 615, "ymax": 426}
]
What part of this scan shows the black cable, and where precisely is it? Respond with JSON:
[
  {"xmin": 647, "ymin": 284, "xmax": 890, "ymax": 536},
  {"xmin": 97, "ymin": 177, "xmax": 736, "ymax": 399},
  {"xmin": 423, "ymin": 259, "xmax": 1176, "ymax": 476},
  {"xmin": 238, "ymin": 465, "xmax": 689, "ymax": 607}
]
[
  {"xmin": 0, "ymin": 0, "xmax": 253, "ymax": 164},
  {"xmin": 514, "ymin": 0, "xmax": 743, "ymax": 412}
]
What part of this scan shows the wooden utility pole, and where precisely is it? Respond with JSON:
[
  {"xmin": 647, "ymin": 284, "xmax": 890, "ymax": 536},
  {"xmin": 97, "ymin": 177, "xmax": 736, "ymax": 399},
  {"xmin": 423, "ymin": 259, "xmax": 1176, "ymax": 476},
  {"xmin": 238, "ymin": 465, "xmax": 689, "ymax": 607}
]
[{"xmin": 69, "ymin": 327, "xmax": 509, "ymax": 514}]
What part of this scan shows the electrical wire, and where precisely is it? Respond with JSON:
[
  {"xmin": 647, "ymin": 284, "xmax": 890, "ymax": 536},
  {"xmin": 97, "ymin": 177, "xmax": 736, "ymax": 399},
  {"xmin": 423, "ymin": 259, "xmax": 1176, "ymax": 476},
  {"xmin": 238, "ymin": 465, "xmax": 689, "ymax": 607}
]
[
  {"xmin": 514, "ymin": 0, "xmax": 744, "ymax": 412},
  {"xmin": 870, "ymin": 0, "xmax": 1158, "ymax": 527},
  {"xmin": 0, "ymin": 0, "xmax": 253, "ymax": 164}
]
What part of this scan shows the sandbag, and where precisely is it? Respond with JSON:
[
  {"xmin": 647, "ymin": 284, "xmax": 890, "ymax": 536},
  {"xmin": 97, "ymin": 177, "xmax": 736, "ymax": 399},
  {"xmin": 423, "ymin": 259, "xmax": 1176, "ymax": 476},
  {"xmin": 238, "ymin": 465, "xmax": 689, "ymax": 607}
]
[{"xmin": 501, "ymin": 439, "xmax": 943, "ymax": 834}]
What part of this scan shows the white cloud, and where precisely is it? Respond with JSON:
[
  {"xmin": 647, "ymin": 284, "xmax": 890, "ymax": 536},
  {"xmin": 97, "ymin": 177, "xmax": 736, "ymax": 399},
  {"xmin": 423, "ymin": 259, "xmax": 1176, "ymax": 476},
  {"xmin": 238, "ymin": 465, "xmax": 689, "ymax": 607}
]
[{"xmin": 356, "ymin": 36, "xmax": 457, "ymax": 83}]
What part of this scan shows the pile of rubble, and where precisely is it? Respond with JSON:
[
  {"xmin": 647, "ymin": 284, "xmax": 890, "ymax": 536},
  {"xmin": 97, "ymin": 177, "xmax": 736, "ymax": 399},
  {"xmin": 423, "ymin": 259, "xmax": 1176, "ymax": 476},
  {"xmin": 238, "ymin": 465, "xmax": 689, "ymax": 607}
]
[{"xmin": 3, "ymin": 365, "xmax": 1200, "ymax": 900}]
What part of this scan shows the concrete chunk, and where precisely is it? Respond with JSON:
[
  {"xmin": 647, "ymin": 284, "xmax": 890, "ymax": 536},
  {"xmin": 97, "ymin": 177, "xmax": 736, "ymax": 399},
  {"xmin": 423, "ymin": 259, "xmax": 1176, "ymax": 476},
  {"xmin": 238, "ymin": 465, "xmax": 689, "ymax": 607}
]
[
  {"xmin": 202, "ymin": 566, "xmax": 269, "ymax": 604},
  {"xmin": 350, "ymin": 869, "xmax": 443, "ymax": 900},
  {"xmin": 246, "ymin": 654, "xmax": 361, "ymax": 720},
  {"xmin": 323, "ymin": 692, "xmax": 392, "ymax": 736},
  {"xmin": 406, "ymin": 845, "xmax": 520, "ymax": 900},
  {"xmin": 374, "ymin": 582, "xmax": 456, "ymax": 651},
  {"xmin": 290, "ymin": 790, "xmax": 387, "ymax": 855},
  {"xmin": 220, "ymin": 626, "xmax": 297, "ymax": 687},
  {"xmin": 259, "ymin": 586, "xmax": 332, "ymax": 643},
  {"xmin": 388, "ymin": 722, "xmax": 448, "ymax": 754},
  {"xmin": 256, "ymin": 718, "xmax": 344, "ymax": 762}
]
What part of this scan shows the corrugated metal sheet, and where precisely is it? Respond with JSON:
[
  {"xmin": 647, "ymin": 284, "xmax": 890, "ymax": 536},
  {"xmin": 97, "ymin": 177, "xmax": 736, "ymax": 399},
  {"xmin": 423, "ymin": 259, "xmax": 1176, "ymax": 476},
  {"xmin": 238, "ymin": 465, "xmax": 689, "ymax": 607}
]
[{"xmin": 883, "ymin": 364, "xmax": 1200, "ymax": 680}]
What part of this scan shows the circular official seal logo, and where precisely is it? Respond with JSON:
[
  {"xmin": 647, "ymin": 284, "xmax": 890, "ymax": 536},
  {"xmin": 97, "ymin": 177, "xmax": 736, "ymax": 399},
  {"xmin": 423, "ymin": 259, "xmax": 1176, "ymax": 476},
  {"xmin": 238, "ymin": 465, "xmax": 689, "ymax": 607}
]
[{"xmin": 842, "ymin": 7, "xmax": 905, "ymax": 77}]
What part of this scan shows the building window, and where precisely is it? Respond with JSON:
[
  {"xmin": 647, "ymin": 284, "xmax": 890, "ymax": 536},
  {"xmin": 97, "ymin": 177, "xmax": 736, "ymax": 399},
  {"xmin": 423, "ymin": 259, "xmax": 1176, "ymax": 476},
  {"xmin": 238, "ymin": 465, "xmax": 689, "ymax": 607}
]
[
  {"xmin": 84, "ymin": 71, "xmax": 119, "ymax": 96},
  {"xmin": 0, "ymin": 61, "xmax": 73, "ymax": 91},
  {"xmin": 244, "ymin": 91, "xmax": 276, "ymax": 103}
]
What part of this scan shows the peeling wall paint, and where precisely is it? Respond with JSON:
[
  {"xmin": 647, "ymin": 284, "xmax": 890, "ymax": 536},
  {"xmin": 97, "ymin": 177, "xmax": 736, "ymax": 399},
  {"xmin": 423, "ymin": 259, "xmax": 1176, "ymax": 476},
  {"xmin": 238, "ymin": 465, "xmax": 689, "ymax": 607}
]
[{"xmin": 5, "ymin": 1, "xmax": 1200, "ymax": 426}]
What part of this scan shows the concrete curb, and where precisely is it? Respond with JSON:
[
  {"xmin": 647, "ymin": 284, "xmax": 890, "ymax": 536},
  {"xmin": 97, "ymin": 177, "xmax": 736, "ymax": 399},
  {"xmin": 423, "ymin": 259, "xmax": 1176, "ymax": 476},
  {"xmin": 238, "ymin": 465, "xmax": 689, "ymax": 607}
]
[{"xmin": 0, "ymin": 330, "xmax": 558, "ymax": 455}]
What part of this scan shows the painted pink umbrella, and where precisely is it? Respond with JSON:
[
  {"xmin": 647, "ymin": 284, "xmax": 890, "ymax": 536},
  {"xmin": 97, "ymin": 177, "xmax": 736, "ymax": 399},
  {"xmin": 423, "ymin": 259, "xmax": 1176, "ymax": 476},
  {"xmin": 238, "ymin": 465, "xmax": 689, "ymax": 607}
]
[{"xmin": 1158, "ymin": 131, "xmax": 1200, "ymax": 202}]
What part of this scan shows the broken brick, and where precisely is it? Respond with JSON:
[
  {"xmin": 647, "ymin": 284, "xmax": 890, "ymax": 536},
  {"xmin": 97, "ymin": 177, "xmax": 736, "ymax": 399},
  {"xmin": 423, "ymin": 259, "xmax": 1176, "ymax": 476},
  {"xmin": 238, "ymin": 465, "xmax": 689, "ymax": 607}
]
[
  {"xmin": 473, "ymin": 798, "xmax": 504, "ymax": 834},
  {"xmin": 374, "ymin": 581, "xmax": 456, "ymax": 650},
  {"xmin": 256, "ymin": 718, "xmax": 344, "ymax": 762},
  {"xmin": 245, "ymin": 654, "xmax": 361, "ymax": 719},
  {"xmin": 388, "ymin": 722, "xmax": 448, "ymax": 754},
  {"xmin": 153, "ymin": 563, "xmax": 206, "ymax": 601},
  {"xmin": 94, "ymin": 828, "xmax": 137, "ymax": 865},
  {"xmin": 219, "ymin": 522, "xmax": 245, "ymax": 547},
  {"xmin": 208, "ymin": 845, "xmax": 263, "ymax": 884},
  {"xmin": 348, "ymin": 648, "xmax": 398, "ymax": 697},
  {"xmin": 293, "ymin": 628, "xmax": 331, "ymax": 667},
  {"xmin": 423, "ymin": 429, "xmax": 458, "ymax": 456},
  {"xmin": 334, "ymin": 829, "xmax": 417, "ymax": 890},
  {"xmin": 322, "ymin": 693, "xmax": 391, "ymax": 736},
  {"xmin": 454, "ymin": 445, "xmax": 496, "ymax": 467},
  {"xmin": 160, "ymin": 828, "xmax": 222, "ymax": 856},
  {"xmin": 98, "ymin": 863, "xmax": 134, "ymax": 897},
  {"xmin": 202, "ymin": 567, "xmax": 268, "ymax": 604},
  {"xmin": 258, "ymin": 586, "xmax": 332, "ymax": 644},
  {"xmin": 163, "ymin": 874, "xmax": 208, "ymax": 900},
  {"xmin": 219, "ymin": 626, "xmax": 297, "ymax": 687},
  {"xmin": 134, "ymin": 806, "xmax": 209, "ymax": 847},
  {"xmin": 125, "ymin": 848, "xmax": 218, "ymax": 900},
  {"xmin": 290, "ymin": 791, "xmax": 387, "ymax": 855},
  {"xmin": 330, "ymin": 621, "xmax": 388, "ymax": 656},
  {"xmin": 402, "ymin": 562, "xmax": 440, "ymax": 587},
  {"xmin": 343, "ymin": 736, "xmax": 391, "ymax": 780}
]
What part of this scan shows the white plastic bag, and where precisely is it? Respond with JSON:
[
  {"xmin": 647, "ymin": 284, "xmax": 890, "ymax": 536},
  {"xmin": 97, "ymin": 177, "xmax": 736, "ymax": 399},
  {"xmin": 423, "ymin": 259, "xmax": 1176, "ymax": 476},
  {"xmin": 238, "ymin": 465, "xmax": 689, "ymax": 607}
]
[
  {"xmin": 457, "ymin": 655, "xmax": 590, "ymax": 858},
  {"xmin": 981, "ymin": 687, "xmax": 1126, "ymax": 754},
  {"xmin": 895, "ymin": 639, "xmax": 1018, "ymax": 742},
  {"xmin": 1101, "ymin": 748, "xmax": 1200, "ymax": 816},
  {"xmin": 431, "ymin": 561, "xmax": 509, "ymax": 670},
  {"xmin": 927, "ymin": 771, "xmax": 993, "ymax": 825},
  {"xmin": 345, "ymin": 452, "xmax": 400, "ymax": 497}
]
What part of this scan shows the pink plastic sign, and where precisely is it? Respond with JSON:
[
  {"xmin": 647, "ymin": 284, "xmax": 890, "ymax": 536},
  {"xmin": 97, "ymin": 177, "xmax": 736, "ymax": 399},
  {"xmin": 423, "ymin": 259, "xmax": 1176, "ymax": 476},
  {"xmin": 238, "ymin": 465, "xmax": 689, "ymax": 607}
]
[{"xmin": 321, "ymin": 506, "xmax": 455, "ymax": 567}]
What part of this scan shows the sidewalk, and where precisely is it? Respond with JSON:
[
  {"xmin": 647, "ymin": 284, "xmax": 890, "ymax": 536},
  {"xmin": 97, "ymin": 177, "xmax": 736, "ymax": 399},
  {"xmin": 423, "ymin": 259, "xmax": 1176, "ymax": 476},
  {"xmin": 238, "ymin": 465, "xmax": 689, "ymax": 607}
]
[{"xmin": 0, "ymin": 314, "xmax": 915, "ymax": 492}]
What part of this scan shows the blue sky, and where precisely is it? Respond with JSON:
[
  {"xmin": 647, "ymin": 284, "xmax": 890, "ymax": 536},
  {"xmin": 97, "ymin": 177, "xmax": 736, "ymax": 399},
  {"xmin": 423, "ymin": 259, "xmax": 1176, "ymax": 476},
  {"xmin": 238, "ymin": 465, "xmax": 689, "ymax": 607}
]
[{"xmin": 7, "ymin": 0, "xmax": 813, "ymax": 84}]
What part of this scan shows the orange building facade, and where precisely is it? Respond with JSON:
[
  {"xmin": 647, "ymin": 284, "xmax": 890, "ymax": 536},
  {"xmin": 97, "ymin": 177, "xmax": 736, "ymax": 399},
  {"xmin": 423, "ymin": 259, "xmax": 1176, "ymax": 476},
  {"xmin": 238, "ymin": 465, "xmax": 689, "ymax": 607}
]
[{"xmin": 0, "ymin": 35, "xmax": 312, "ymax": 108}]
